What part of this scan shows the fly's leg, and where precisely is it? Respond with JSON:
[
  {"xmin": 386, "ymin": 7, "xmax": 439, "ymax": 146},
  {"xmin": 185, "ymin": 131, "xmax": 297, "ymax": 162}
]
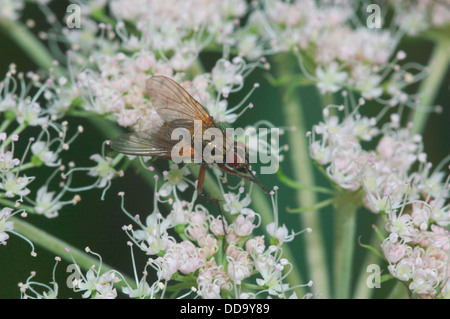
[
  {"xmin": 197, "ymin": 163, "xmax": 227, "ymax": 235},
  {"xmin": 217, "ymin": 164, "xmax": 270, "ymax": 194}
]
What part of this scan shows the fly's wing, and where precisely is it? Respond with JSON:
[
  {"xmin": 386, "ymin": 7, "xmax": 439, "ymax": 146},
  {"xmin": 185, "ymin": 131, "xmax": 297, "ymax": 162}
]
[
  {"xmin": 111, "ymin": 76, "xmax": 214, "ymax": 158},
  {"xmin": 146, "ymin": 76, "xmax": 216, "ymax": 128},
  {"xmin": 110, "ymin": 119, "xmax": 194, "ymax": 159},
  {"xmin": 110, "ymin": 129, "xmax": 169, "ymax": 157}
]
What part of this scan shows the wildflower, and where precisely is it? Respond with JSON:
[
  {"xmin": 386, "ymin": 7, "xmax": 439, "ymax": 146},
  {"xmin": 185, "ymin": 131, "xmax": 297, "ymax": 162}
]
[
  {"xmin": 0, "ymin": 172, "xmax": 33, "ymax": 198},
  {"xmin": 197, "ymin": 259, "xmax": 231, "ymax": 299},
  {"xmin": 0, "ymin": 0, "xmax": 24, "ymax": 21},
  {"xmin": 0, "ymin": 150, "xmax": 20, "ymax": 170},
  {"xmin": 234, "ymin": 211, "xmax": 258, "ymax": 237},
  {"xmin": 126, "ymin": 211, "xmax": 172, "ymax": 255},
  {"xmin": 223, "ymin": 191, "xmax": 252, "ymax": 215},
  {"xmin": 0, "ymin": 207, "xmax": 14, "ymax": 245},
  {"xmin": 254, "ymin": 246, "xmax": 290, "ymax": 296},
  {"xmin": 19, "ymin": 257, "xmax": 60, "ymax": 299},
  {"xmin": 69, "ymin": 247, "xmax": 121, "ymax": 299},
  {"xmin": 226, "ymin": 244, "xmax": 253, "ymax": 284},
  {"xmin": 158, "ymin": 164, "xmax": 190, "ymax": 197},
  {"xmin": 315, "ymin": 62, "xmax": 348, "ymax": 94},
  {"xmin": 211, "ymin": 58, "xmax": 244, "ymax": 97},
  {"xmin": 87, "ymin": 154, "xmax": 116, "ymax": 188},
  {"xmin": 30, "ymin": 141, "xmax": 59, "ymax": 167},
  {"xmin": 33, "ymin": 186, "xmax": 63, "ymax": 218}
]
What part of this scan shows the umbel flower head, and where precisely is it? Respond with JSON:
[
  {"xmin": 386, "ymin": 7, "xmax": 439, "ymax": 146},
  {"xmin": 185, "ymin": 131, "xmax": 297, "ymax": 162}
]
[
  {"xmin": 118, "ymin": 181, "xmax": 312, "ymax": 299},
  {"xmin": 0, "ymin": 0, "xmax": 447, "ymax": 301},
  {"xmin": 307, "ymin": 96, "xmax": 449, "ymax": 298}
]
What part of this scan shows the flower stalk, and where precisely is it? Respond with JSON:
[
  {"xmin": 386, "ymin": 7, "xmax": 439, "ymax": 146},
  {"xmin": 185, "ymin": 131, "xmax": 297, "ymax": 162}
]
[
  {"xmin": 11, "ymin": 216, "xmax": 135, "ymax": 289},
  {"xmin": 273, "ymin": 53, "xmax": 329, "ymax": 297},
  {"xmin": 409, "ymin": 41, "xmax": 450, "ymax": 135},
  {"xmin": 333, "ymin": 191, "xmax": 361, "ymax": 298},
  {"xmin": 0, "ymin": 18, "xmax": 65, "ymax": 77}
]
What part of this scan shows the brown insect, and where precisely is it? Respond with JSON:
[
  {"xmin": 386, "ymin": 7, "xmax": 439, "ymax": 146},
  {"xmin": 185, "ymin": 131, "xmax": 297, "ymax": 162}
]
[{"xmin": 110, "ymin": 76, "xmax": 269, "ymax": 231}]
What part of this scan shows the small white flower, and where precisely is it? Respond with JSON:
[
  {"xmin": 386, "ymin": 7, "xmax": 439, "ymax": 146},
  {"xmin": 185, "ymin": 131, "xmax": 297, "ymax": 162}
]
[
  {"xmin": 158, "ymin": 164, "xmax": 190, "ymax": 197},
  {"xmin": 206, "ymin": 99, "xmax": 237, "ymax": 124},
  {"xmin": 88, "ymin": 154, "xmax": 115, "ymax": 188},
  {"xmin": 16, "ymin": 102, "xmax": 48, "ymax": 127},
  {"xmin": 223, "ymin": 192, "xmax": 252, "ymax": 215},
  {"xmin": 316, "ymin": 62, "xmax": 347, "ymax": 94},
  {"xmin": 76, "ymin": 268, "xmax": 118, "ymax": 299},
  {"xmin": 0, "ymin": 172, "xmax": 33, "ymax": 198},
  {"xmin": 0, "ymin": 207, "xmax": 14, "ymax": 244},
  {"xmin": 31, "ymin": 141, "xmax": 59, "ymax": 166},
  {"xmin": 212, "ymin": 58, "xmax": 244, "ymax": 97},
  {"xmin": 266, "ymin": 222, "xmax": 296, "ymax": 243},
  {"xmin": 34, "ymin": 186, "xmax": 63, "ymax": 218},
  {"xmin": 122, "ymin": 279, "xmax": 154, "ymax": 299},
  {"xmin": 0, "ymin": 151, "xmax": 20, "ymax": 170}
]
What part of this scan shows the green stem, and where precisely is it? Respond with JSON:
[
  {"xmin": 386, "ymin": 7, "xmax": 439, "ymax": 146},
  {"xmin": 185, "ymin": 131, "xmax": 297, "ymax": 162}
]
[
  {"xmin": 0, "ymin": 198, "xmax": 37, "ymax": 214},
  {"xmin": 353, "ymin": 217, "xmax": 385, "ymax": 299},
  {"xmin": 334, "ymin": 191, "xmax": 360, "ymax": 298},
  {"xmin": 287, "ymin": 198, "xmax": 334, "ymax": 213},
  {"xmin": 0, "ymin": 19, "xmax": 65, "ymax": 76},
  {"xmin": 11, "ymin": 217, "xmax": 135, "ymax": 290},
  {"xmin": 0, "ymin": 118, "xmax": 12, "ymax": 132},
  {"xmin": 274, "ymin": 54, "xmax": 329, "ymax": 297},
  {"xmin": 4, "ymin": 124, "xmax": 26, "ymax": 148},
  {"xmin": 10, "ymin": 162, "xmax": 36, "ymax": 173},
  {"xmin": 277, "ymin": 169, "xmax": 334, "ymax": 195},
  {"xmin": 409, "ymin": 41, "xmax": 450, "ymax": 135}
]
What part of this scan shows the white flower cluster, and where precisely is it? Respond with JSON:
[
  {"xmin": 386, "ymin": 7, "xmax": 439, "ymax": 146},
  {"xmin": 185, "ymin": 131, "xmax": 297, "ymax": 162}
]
[
  {"xmin": 308, "ymin": 103, "xmax": 449, "ymax": 298},
  {"xmin": 0, "ymin": 65, "xmax": 118, "ymax": 237},
  {"xmin": 241, "ymin": 0, "xmax": 441, "ymax": 104},
  {"xmin": 113, "ymin": 170, "xmax": 308, "ymax": 299},
  {"xmin": 1, "ymin": 0, "xmax": 447, "ymax": 300},
  {"xmin": 34, "ymin": 0, "xmax": 268, "ymax": 131}
]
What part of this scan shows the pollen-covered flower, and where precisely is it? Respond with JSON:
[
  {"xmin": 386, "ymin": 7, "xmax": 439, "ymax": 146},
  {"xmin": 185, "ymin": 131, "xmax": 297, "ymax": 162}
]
[
  {"xmin": 223, "ymin": 191, "xmax": 252, "ymax": 216},
  {"xmin": 69, "ymin": 248, "xmax": 121, "ymax": 299},
  {"xmin": 158, "ymin": 164, "xmax": 190, "ymax": 197},
  {"xmin": 0, "ymin": 207, "xmax": 14, "ymax": 245},
  {"xmin": 31, "ymin": 141, "xmax": 59, "ymax": 167},
  {"xmin": 0, "ymin": 172, "xmax": 33, "ymax": 198},
  {"xmin": 0, "ymin": 0, "xmax": 24, "ymax": 21},
  {"xmin": 212, "ymin": 58, "xmax": 245, "ymax": 97},
  {"xmin": 87, "ymin": 154, "xmax": 116, "ymax": 188},
  {"xmin": 34, "ymin": 186, "xmax": 63, "ymax": 218},
  {"xmin": 316, "ymin": 62, "xmax": 348, "ymax": 94}
]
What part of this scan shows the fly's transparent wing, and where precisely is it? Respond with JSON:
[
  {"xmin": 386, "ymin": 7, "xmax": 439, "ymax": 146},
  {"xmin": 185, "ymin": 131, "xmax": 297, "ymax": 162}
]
[
  {"xmin": 110, "ymin": 129, "xmax": 170, "ymax": 157},
  {"xmin": 111, "ymin": 76, "xmax": 217, "ymax": 159},
  {"xmin": 146, "ymin": 76, "xmax": 215, "ymax": 128},
  {"xmin": 110, "ymin": 119, "xmax": 195, "ymax": 159}
]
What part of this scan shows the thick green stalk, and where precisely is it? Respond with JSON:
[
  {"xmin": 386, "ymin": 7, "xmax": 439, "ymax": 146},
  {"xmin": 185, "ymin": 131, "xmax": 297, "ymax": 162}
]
[
  {"xmin": 12, "ymin": 217, "xmax": 135, "ymax": 289},
  {"xmin": 409, "ymin": 41, "xmax": 450, "ymax": 135},
  {"xmin": 274, "ymin": 54, "xmax": 329, "ymax": 297},
  {"xmin": 334, "ymin": 191, "xmax": 360, "ymax": 299},
  {"xmin": 0, "ymin": 19, "xmax": 65, "ymax": 76}
]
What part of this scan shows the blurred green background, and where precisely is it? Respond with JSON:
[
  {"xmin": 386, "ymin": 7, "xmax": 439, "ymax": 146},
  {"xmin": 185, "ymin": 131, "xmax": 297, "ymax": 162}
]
[{"xmin": 0, "ymin": 1, "xmax": 448, "ymax": 298}]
